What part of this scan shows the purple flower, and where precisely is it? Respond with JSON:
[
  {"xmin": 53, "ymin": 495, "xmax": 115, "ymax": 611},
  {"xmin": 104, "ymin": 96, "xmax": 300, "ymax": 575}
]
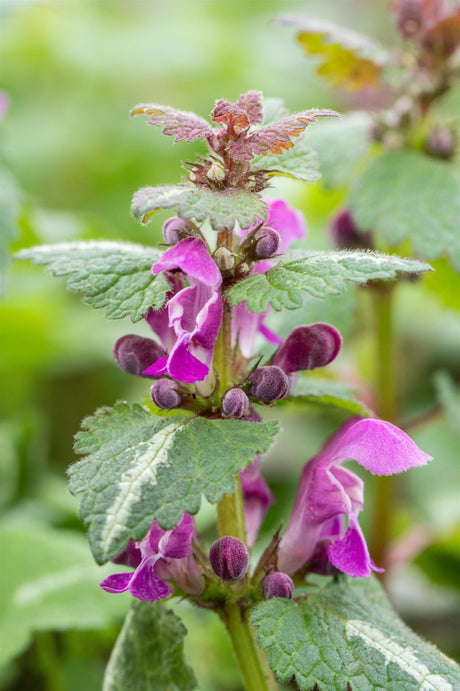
[
  {"xmin": 240, "ymin": 457, "xmax": 274, "ymax": 546},
  {"xmin": 99, "ymin": 513, "xmax": 201, "ymax": 601},
  {"xmin": 143, "ymin": 238, "xmax": 223, "ymax": 384},
  {"xmin": 232, "ymin": 198, "xmax": 306, "ymax": 359},
  {"xmin": 271, "ymin": 323, "xmax": 342, "ymax": 375},
  {"xmin": 277, "ymin": 418, "xmax": 432, "ymax": 578}
]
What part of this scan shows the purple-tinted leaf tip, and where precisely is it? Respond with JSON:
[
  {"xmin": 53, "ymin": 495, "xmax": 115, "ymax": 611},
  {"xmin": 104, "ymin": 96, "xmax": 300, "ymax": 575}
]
[
  {"xmin": 209, "ymin": 536, "xmax": 249, "ymax": 581},
  {"xmin": 272, "ymin": 323, "xmax": 342, "ymax": 374},
  {"xmin": 262, "ymin": 572, "xmax": 294, "ymax": 600}
]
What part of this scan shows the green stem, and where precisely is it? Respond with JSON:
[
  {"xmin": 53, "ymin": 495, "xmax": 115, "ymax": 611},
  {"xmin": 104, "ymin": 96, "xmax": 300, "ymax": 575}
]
[
  {"xmin": 217, "ymin": 474, "xmax": 247, "ymax": 542},
  {"xmin": 370, "ymin": 283, "xmax": 398, "ymax": 575},
  {"xmin": 34, "ymin": 632, "xmax": 64, "ymax": 691},
  {"xmin": 221, "ymin": 603, "xmax": 278, "ymax": 691}
]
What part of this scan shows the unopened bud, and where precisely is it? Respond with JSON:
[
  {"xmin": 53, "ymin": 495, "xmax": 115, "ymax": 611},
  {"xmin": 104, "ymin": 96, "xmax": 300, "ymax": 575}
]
[
  {"xmin": 209, "ymin": 536, "xmax": 249, "ymax": 581},
  {"xmin": 394, "ymin": 0, "xmax": 424, "ymax": 38},
  {"xmin": 248, "ymin": 366, "xmax": 289, "ymax": 404},
  {"xmin": 150, "ymin": 378, "xmax": 182, "ymax": 410},
  {"xmin": 207, "ymin": 160, "xmax": 226, "ymax": 183},
  {"xmin": 253, "ymin": 227, "xmax": 282, "ymax": 259},
  {"xmin": 262, "ymin": 572, "xmax": 294, "ymax": 600},
  {"xmin": 222, "ymin": 388, "xmax": 250, "ymax": 418},
  {"xmin": 214, "ymin": 246, "xmax": 235, "ymax": 272},
  {"xmin": 163, "ymin": 217, "xmax": 190, "ymax": 245},
  {"xmin": 330, "ymin": 209, "xmax": 372, "ymax": 250},
  {"xmin": 425, "ymin": 125, "xmax": 456, "ymax": 160},
  {"xmin": 272, "ymin": 324, "xmax": 342, "ymax": 375},
  {"xmin": 113, "ymin": 335, "xmax": 165, "ymax": 377}
]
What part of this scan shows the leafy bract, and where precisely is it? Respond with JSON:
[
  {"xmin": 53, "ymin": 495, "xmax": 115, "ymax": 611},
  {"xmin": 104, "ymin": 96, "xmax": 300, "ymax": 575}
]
[
  {"xmin": 131, "ymin": 184, "xmax": 268, "ymax": 231},
  {"xmin": 227, "ymin": 250, "xmax": 430, "ymax": 313},
  {"xmin": 69, "ymin": 403, "xmax": 278, "ymax": 564},
  {"xmin": 15, "ymin": 241, "xmax": 169, "ymax": 322},
  {"xmin": 252, "ymin": 577, "xmax": 460, "ymax": 690},
  {"xmin": 283, "ymin": 378, "xmax": 372, "ymax": 417},
  {"xmin": 348, "ymin": 151, "xmax": 460, "ymax": 273},
  {"xmin": 131, "ymin": 104, "xmax": 213, "ymax": 143},
  {"xmin": 304, "ymin": 111, "xmax": 372, "ymax": 189},
  {"xmin": 103, "ymin": 601, "xmax": 196, "ymax": 691},
  {"xmin": 279, "ymin": 16, "xmax": 389, "ymax": 91},
  {"xmin": 251, "ymin": 138, "xmax": 320, "ymax": 183},
  {"xmin": 0, "ymin": 525, "xmax": 128, "ymax": 667}
]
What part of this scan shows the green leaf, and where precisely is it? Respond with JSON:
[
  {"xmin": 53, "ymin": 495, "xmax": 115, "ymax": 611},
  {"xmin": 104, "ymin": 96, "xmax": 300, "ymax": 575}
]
[
  {"xmin": 132, "ymin": 184, "xmax": 268, "ymax": 231},
  {"xmin": 282, "ymin": 377, "xmax": 372, "ymax": 417},
  {"xmin": 103, "ymin": 601, "xmax": 196, "ymax": 691},
  {"xmin": 348, "ymin": 151, "xmax": 460, "ymax": 273},
  {"xmin": 227, "ymin": 250, "xmax": 431, "ymax": 313},
  {"xmin": 304, "ymin": 112, "xmax": 372, "ymax": 189},
  {"xmin": 279, "ymin": 16, "xmax": 388, "ymax": 91},
  {"xmin": 0, "ymin": 525, "xmax": 128, "ymax": 667},
  {"xmin": 252, "ymin": 577, "xmax": 460, "ymax": 690},
  {"xmin": 434, "ymin": 371, "xmax": 460, "ymax": 433},
  {"xmin": 251, "ymin": 137, "xmax": 320, "ymax": 183},
  {"xmin": 15, "ymin": 241, "xmax": 169, "ymax": 322},
  {"xmin": 69, "ymin": 403, "xmax": 278, "ymax": 564},
  {"xmin": 0, "ymin": 169, "xmax": 21, "ymax": 292}
]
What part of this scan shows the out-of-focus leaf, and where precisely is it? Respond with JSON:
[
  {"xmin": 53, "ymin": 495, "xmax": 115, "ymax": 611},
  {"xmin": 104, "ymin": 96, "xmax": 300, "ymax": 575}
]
[
  {"xmin": 0, "ymin": 169, "xmax": 21, "ymax": 292},
  {"xmin": 15, "ymin": 241, "xmax": 169, "ymax": 322},
  {"xmin": 0, "ymin": 525, "xmax": 128, "ymax": 667},
  {"xmin": 282, "ymin": 377, "xmax": 372, "ymax": 417},
  {"xmin": 348, "ymin": 151, "xmax": 460, "ymax": 273},
  {"xmin": 252, "ymin": 577, "xmax": 460, "ymax": 690},
  {"xmin": 278, "ymin": 16, "xmax": 389, "ymax": 91},
  {"xmin": 251, "ymin": 138, "xmax": 320, "ymax": 183},
  {"xmin": 434, "ymin": 371, "xmax": 460, "ymax": 432},
  {"xmin": 69, "ymin": 402, "xmax": 278, "ymax": 564},
  {"xmin": 304, "ymin": 111, "xmax": 372, "ymax": 189},
  {"xmin": 131, "ymin": 104, "xmax": 214, "ymax": 143},
  {"xmin": 227, "ymin": 250, "xmax": 431, "ymax": 313},
  {"xmin": 416, "ymin": 526, "xmax": 460, "ymax": 593},
  {"xmin": 131, "ymin": 184, "xmax": 268, "ymax": 231},
  {"xmin": 103, "ymin": 601, "xmax": 196, "ymax": 691}
]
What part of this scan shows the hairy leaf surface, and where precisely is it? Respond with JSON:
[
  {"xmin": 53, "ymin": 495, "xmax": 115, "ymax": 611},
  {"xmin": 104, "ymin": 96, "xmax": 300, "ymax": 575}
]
[
  {"xmin": 251, "ymin": 138, "xmax": 320, "ymax": 182},
  {"xmin": 69, "ymin": 403, "xmax": 278, "ymax": 564},
  {"xmin": 132, "ymin": 184, "xmax": 268, "ymax": 230},
  {"xmin": 131, "ymin": 104, "xmax": 213, "ymax": 142},
  {"xmin": 348, "ymin": 151, "xmax": 460, "ymax": 273},
  {"xmin": 103, "ymin": 601, "xmax": 196, "ymax": 691},
  {"xmin": 279, "ymin": 16, "xmax": 389, "ymax": 90},
  {"xmin": 227, "ymin": 250, "xmax": 430, "ymax": 313},
  {"xmin": 252, "ymin": 577, "xmax": 460, "ymax": 690},
  {"xmin": 15, "ymin": 241, "xmax": 169, "ymax": 322}
]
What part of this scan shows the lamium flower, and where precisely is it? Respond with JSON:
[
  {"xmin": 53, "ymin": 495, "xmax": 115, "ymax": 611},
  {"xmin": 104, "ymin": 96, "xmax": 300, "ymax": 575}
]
[
  {"xmin": 99, "ymin": 513, "xmax": 201, "ymax": 602},
  {"xmin": 277, "ymin": 418, "xmax": 432, "ymax": 578},
  {"xmin": 143, "ymin": 237, "xmax": 223, "ymax": 385},
  {"xmin": 240, "ymin": 456, "xmax": 274, "ymax": 547},
  {"xmin": 271, "ymin": 323, "xmax": 342, "ymax": 375},
  {"xmin": 232, "ymin": 198, "xmax": 306, "ymax": 359}
]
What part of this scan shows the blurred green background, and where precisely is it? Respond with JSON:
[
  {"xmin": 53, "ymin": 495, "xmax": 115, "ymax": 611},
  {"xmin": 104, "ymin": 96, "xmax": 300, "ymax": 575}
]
[{"xmin": 2, "ymin": 1, "xmax": 460, "ymax": 689}]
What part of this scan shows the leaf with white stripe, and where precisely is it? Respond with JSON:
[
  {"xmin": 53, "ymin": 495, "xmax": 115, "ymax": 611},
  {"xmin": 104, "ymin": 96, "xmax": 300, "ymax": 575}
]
[
  {"xmin": 103, "ymin": 600, "xmax": 196, "ymax": 691},
  {"xmin": 69, "ymin": 402, "xmax": 278, "ymax": 564},
  {"xmin": 15, "ymin": 241, "xmax": 169, "ymax": 322},
  {"xmin": 252, "ymin": 577, "xmax": 460, "ymax": 690},
  {"xmin": 227, "ymin": 250, "xmax": 431, "ymax": 313}
]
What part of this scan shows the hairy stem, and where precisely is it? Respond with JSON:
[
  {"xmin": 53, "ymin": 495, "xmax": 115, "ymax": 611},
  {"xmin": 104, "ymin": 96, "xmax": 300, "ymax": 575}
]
[
  {"xmin": 370, "ymin": 283, "xmax": 398, "ymax": 576},
  {"xmin": 221, "ymin": 603, "xmax": 278, "ymax": 691}
]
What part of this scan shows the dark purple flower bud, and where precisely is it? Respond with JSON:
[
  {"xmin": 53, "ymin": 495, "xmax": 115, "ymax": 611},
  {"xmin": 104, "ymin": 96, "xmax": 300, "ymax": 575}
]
[
  {"xmin": 253, "ymin": 227, "xmax": 282, "ymax": 259},
  {"xmin": 262, "ymin": 572, "xmax": 294, "ymax": 600},
  {"xmin": 272, "ymin": 324, "xmax": 342, "ymax": 375},
  {"xmin": 222, "ymin": 388, "xmax": 250, "ymax": 418},
  {"xmin": 329, "ymin": 209, "xmax": 372, "ymax": 250},
  {"xmin": 150, "ymin": 378, "xmax": 182, "ymax": 410},
  {"xmin": 248, "ymin": 366, "xmax": 289, "ymax": 404},
  {"xmin": 394, "ymin": 0, "xmax": 424, "ymax": 39},
  {"xmin": 113, "ymin": 335, "xmax": 165, "ymax": 377},
  {"xmin": 424, "ymin": 125, "xmax": 456, "ymax": 160},
  {"xmin": 209, "ymin": 536, "xmax": 249, "ymax": 581},
  {"xmin": 162, "ymin": 217, "xmax": 190, "ymax": 245}
]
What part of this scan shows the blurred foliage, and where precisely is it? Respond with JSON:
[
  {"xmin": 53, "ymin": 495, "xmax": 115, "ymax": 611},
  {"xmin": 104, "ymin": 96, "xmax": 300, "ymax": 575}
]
[{"xmin": 1, "ymin": 0, "xmax": 460, "ymax": 689}]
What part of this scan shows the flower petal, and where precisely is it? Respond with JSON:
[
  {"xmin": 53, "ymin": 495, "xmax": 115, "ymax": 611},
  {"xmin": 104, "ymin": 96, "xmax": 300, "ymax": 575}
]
[
  {"xmin": 152, "ymin": 237, "xmax": 222, "ymax": 289},
  {"xmin": 327, "ymin": 514, "xmax": 384, "ymax": 577},
  {"xmin": 128, "ymin": 561, "xmax": 171, "ymax": 601},
  {"xmin": 99, "ymin": 572, "xmax": 133, "ymax": 594},
  {"xmin": 264, "ymin": 198, "xmax": 307, "ymax": 251},
  {"xmin": 240, "ymin": 457, "xmax": 274, "ymax": 547},
  {"xmin": 159, "ymin": 513, "xmax": 194, "ymax": 559}
]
